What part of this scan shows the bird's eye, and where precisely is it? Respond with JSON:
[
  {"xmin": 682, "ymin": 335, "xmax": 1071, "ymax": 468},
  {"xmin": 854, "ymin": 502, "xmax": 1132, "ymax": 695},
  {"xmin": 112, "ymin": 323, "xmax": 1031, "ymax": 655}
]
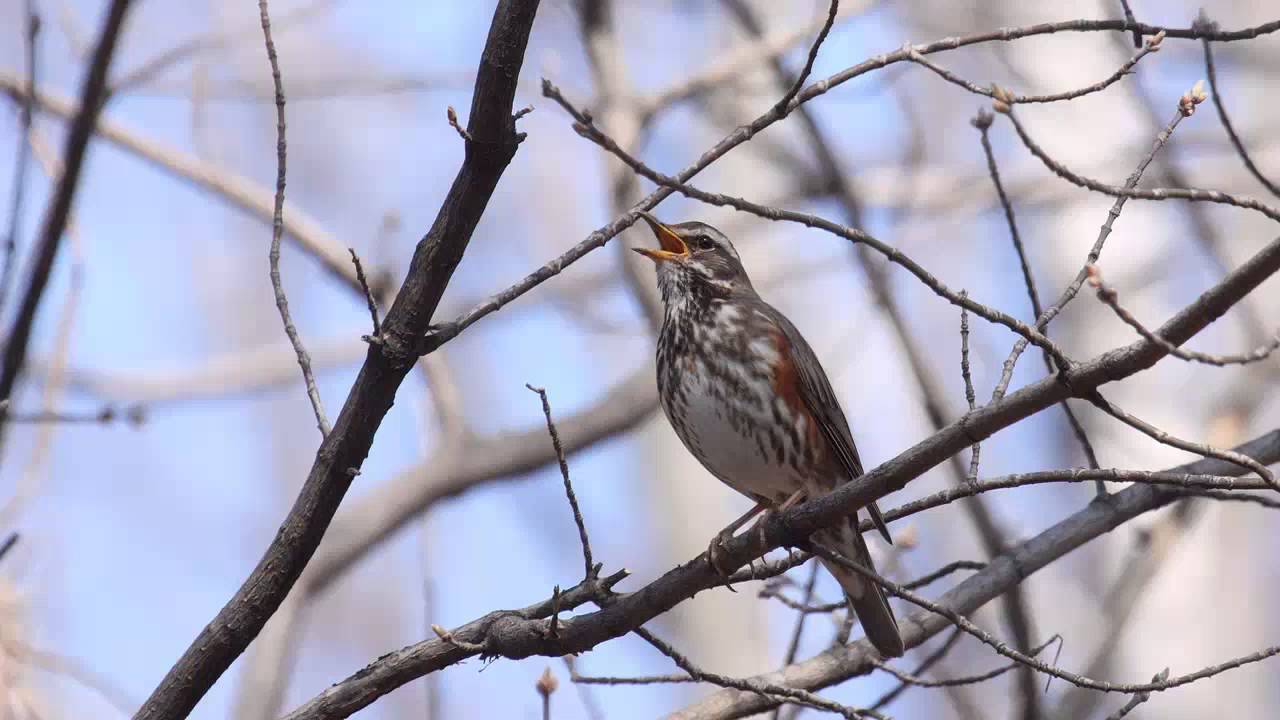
[{"xmin": 695, "ymin": 235, "xmax": 715, "ymax": 251}]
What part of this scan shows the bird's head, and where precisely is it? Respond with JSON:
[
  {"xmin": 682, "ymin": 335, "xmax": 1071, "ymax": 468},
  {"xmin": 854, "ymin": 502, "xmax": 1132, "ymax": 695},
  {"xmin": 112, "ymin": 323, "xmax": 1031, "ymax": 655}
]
[{"xmin": 632, "ymin": 212, "xmax": 751, "ymax": 301}]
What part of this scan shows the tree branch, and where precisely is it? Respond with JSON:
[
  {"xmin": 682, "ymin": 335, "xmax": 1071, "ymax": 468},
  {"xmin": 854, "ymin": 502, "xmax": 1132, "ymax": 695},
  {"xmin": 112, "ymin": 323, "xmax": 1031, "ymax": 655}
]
[
  {"xmin": 0, "ymin": 0, "xmax": 134, "ymax": 440},
  {"xmin": 131, "ymin": 2, "xmax": 542, "ymax": 717}
]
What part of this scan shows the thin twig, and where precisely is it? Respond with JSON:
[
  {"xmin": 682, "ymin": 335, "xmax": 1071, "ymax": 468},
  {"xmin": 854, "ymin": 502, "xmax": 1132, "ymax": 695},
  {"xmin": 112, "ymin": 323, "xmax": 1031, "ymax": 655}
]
[
  {"xmin": 527, "ymin": 384, "xmax": 594, "ymax": 579},
  {"xmin": 0, "ymin": 532, "xmax": 18, "ymax": 563},
  {"xmin": 1104, "ymin": 669, "xmax": 1169, "ymax": 719},
  {"xmin": 773, "ymin": 0, "xmax": 839, "ymax": 112},
  {"xmin": 810, "ymin": 542, "xmax": 1280, "ymax": 695},
  {"xmin": 348, "ymin": 248, "xmax": 382, "ymax": 339},
  {"xmin": 0, "ymin": 0, "xmax": 134, "ymax": 445},
  {"xmin": 543, "ymin": 81, "xmax": 1073, "ymax": 368},
  {"xmin": 632, "ymin": 627, "xmax": 885, "ymax": 720},
  {"xmin": 0, "ymin": 403, "xmax": 143, "ymax": 425},
  {"xmin": 1085, "ymin": 393, "xmax": 1277, "ymax": 490},
  {"xmin": 772, "ymin": 561, "xmax": 821, "ymax": 719},
  {"xmin": 907, "ymin": 32, "xmax": 1163, "ymax": 105},
  {"xmin": 261, "ymin": 0, "xmax": 330, "ymax": 438},
  {"xmin": 869, "ymin": 627, "xmax": 964, "ymax": 711},
  {"xmin": 0, "ymin": 1, "xmax": 40, "ymax": 318},
  {"xmin": 1118, "ymin": 0, "xmax": 1143, "ymax": 47},
  {"xmin": 418, "ymin": 19, "xmax": 1280, "ymax": 354},
  {"xmin": 1199, "ymin": 16, "xmax": 1280, "ymax": 199},
  {"xmin": 870, "ymin": 634, "xmax": 1060, "ymax": 688},
  {"xmin": 1000, "ymin": 92, "xmax": 1280, "ymax": 225},
  {"xmin": 974, "ymin": 109, "xmax": 1101, "ymax": 477},
  {"xmin": 989, "ymin": 100, "xmax": 1188, "ymax": 409},
  {"xmin": 958, "ymin": 293, "xmax": 980, "ymax": 481},
  {"xmin": 1087, "ymin": 265, "xmax": 1279, "ymax": 366}
]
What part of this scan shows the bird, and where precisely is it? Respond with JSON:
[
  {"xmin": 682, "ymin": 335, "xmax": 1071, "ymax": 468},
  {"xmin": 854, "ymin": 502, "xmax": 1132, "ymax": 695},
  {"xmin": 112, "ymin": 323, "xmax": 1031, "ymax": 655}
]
[{"xmin": 633, "ymin": 211, "xmax": 904, "ymax": 658}]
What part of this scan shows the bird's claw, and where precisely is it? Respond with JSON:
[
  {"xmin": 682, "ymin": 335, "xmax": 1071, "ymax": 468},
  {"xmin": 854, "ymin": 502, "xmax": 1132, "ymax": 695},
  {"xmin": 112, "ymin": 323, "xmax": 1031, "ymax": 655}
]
[{"xmin": 706, "ymin": 532, "xmax": 739, "ymax": 592}]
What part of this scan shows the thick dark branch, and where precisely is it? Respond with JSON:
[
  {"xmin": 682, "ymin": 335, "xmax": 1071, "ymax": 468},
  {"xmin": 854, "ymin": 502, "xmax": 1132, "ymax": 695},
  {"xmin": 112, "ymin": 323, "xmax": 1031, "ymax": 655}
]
[
  {"xmin": 0, "ymin": 0, "xmax": 134, "ymax": 436},
  {"xmin": 131, "ymin": 2, "xmax": 541, "ymax": 718}
]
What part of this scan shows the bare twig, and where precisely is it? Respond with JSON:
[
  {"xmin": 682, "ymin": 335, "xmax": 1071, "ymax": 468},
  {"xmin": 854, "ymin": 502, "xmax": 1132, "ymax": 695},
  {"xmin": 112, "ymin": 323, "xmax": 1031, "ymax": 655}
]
[
  {"xmin": 771, "ymin": 562, "xmax": 821, "ymax": 719},
  {"xmin": 1087, "ymin": 264, "xmax": 1279, "ymax": 366},
  {"xmin": 1001, "ymin": 95, "xmax": 1280, "ymax": 225},
  {"xmin": 907, "ymin": 31, "xmax": 1163, "ymax": 105},
  {"xmin": 0, "ymin": 0, "xmax": 134, "ymax": 443},
  {"xmin": 811, "ymin": 542, "xmax": 1280, "ymax": 696},
  {"xmin": 526, "ymin": 384, "xmax": 594, "ymax": 579},
  {"xmin": 958, "ymin": 294, "xmax": 980, "ymax": 481},
  {"xmin": 1200, "ymin": 16, "xmax": 1280, "ymax": 198},
  {"xmin": 0, "ymin": 403, "xmax": 143, "ymax": 425},
  {"xmin": 260, "ymin": 0, "xmax": 330, "ymax": 438},
  {"xmin": 1085, "ymin": 393, "xmax": 1276, "ymax": 489},
  {"xmin": 869, "ymin": 627, "xmax": 964, "ymax": 711},
  {"xmin": 0, "ymin": 533, "xmax": 18, "ymax": 563},
  {"xmin": 1104, "ymin": 669, "xmax": 1169, "ymax": 719},
  {"xmin": 133, "ymin": 3, "xmax": 542, "ymax": 717},
  {"xmin": 1118, "ymin": 0, "xmax": 1143, "ymax": 47},
  {"xmin": 348, "ymin": 248, "xmax": 382, "ymax": 339},
  {"xmin": 544, "ymin": 81, "xmax": 1073, "ymax": 368},
  {"xmin": 869, "ymin": 635, "xmax": 1060, "ymax": 689},
  {"xmin": 974, "ymin": 109, "xmax": 1101, "ymax": 477},
  {"xmin": 0, "ymin": 72, "xmax": 365, "ymax": 293},
  {"xmin": 674, "ymin": 431, "xmax": 1280, "ymax": 718},
  {"xmin": 772, "ymin": 0, "xmax": 839, "ymax": 112},
  {"xmin": 631, "ymin": 626, "xmax": 885, "ymax": 720},
  {"xmin": 761, "ymin": 560, "xmax": 985, "ymax": 614},
  {"xmin": 0, "ymin": 1, "xmax": 40, "ymax": 318},
  {"xmin": 423, "ymin": 18, "xmax": 1280, "ymax": 354},
  {"xmin": 108, "ymin": 0, "xmax": 340, "ymax": 93},
  {"xmin": 989, "ymin": 101, "xmax": 1188, "ymax": 412}
]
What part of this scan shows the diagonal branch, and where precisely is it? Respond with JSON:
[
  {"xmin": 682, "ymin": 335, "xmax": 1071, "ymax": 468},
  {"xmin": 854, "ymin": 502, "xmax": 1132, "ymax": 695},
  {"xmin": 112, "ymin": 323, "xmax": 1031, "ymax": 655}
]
[
  {"xmin": 131, "ymin": 2, "xmax": 542, "ymax": 717},
  {"xmin": 0, "ymin": 0, "xmax": 135, "ymax": 441},
  {"xmin": 673, "ymin": 430, "xmax": 1280, "ymax": 719}
]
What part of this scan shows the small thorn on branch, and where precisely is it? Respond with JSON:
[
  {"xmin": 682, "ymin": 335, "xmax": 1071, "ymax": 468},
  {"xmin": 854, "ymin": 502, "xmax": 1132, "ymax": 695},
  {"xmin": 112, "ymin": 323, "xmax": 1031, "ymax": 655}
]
[
  {"xmin": 431, "ymin": 623, "xmax": 485, "ymax": 653},
  {"xmin": 447, "ymin": 105, "xmax": 472, "ymax": 142},
  {"xmin": 548, "ymin": 585, "xmax": 562, "ymax": 639}
]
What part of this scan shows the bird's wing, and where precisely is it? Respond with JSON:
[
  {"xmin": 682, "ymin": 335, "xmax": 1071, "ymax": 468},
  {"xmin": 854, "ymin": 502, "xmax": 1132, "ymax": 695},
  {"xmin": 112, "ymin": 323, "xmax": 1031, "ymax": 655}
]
[{"xmin": 767, "ymin": 305, "xmax": 894, "ymax": 544}]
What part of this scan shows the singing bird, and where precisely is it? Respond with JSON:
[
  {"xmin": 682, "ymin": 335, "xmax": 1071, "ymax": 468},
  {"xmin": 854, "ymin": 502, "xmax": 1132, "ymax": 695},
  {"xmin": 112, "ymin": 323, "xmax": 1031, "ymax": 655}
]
[{"xmin": 633, "ymin": 211, "xmax": 903, "ymax": 658}]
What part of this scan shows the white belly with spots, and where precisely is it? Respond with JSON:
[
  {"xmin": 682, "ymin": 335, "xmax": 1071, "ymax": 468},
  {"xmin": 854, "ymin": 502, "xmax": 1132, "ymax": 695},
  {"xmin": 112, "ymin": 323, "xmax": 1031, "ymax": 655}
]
[{"xmin": 662, "ymin": 361, "xmax": 809, "ymax": 504}]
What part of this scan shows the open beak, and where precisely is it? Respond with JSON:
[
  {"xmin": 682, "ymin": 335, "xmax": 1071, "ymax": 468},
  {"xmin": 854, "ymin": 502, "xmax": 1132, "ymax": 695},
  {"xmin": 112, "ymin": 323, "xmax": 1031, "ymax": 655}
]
[{"xmin": 632, "ymin": 211, "xmax": 688, "ymax": 263}]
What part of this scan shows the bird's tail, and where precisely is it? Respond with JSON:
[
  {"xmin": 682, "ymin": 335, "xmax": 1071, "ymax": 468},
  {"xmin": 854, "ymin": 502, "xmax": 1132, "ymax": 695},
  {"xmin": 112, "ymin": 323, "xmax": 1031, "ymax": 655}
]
[{"xmin": 815, "ymin": 518, "xmax": 905, "ymax": 658}]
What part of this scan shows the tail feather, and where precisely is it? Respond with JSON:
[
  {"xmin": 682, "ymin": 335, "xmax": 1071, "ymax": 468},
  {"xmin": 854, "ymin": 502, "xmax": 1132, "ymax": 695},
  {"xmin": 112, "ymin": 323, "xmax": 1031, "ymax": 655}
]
[{"xmin": 815, "ymin": 519, "xmax": 904, "ymax": 658}]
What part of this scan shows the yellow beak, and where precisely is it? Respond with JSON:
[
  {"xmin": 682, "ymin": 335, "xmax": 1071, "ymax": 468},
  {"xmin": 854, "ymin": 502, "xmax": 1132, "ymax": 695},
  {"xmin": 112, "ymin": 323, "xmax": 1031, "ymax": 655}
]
[{"xmin": 632, "ymin": 211, "xmax": 688, "ymax": 262}]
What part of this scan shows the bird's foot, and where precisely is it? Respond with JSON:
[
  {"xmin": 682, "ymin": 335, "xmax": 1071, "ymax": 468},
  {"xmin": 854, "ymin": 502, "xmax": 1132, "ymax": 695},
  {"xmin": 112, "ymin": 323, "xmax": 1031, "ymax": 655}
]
[{"xmin": 707, "ymin": 530, "xmax": 740, "ymax": 592}]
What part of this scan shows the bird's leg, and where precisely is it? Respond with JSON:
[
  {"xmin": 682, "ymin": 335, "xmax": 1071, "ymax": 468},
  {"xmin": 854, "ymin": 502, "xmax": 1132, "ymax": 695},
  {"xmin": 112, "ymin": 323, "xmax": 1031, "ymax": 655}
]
[
  {"xmin": 753, "ymin": 489, "xmax": 805, "ymax": 549},
  {"xmin": 707, "ymin": 501, "xmax": 768, "ymax": 590}
]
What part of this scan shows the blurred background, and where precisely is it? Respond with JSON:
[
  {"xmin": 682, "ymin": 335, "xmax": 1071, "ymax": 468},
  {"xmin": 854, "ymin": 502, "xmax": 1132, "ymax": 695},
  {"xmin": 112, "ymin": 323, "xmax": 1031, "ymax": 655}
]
[{"xmin": 0, "ymin": 0, "xmax": 1278, "ymax": 718}]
